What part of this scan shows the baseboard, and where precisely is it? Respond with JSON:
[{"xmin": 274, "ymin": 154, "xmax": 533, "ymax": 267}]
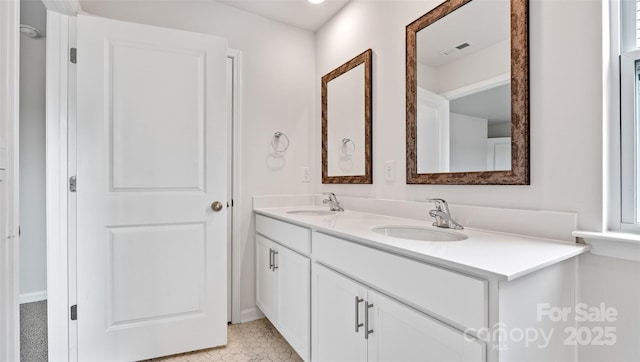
[
  {"xmin": 239, "ymin": 307, "xmax": 264, "ymax": 323},
  {"xmin": 19, "ymin": 290, "xmax": 47, "ymax": 304}
]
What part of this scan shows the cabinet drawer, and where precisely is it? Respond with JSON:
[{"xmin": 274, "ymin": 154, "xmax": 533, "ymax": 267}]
[
  {"xmin": 313, "ymin": 232, "xmax": 488, "ymax": 331},
  {"xmin": 256, "ymin": 215, "xmax": 311, "ymax": 255}
]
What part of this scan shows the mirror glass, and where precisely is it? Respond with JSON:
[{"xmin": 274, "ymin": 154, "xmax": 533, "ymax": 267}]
[
  {"xmin": 327, "ymin": 64, "xmax": 365, "ymax": 176},
  {"xmin": 406, "ymin": 0, "xmax": 529, "ymax": 184},
  {"xmin": 322, "ymin": 49, "xmax": 372, "ymax": 184}
]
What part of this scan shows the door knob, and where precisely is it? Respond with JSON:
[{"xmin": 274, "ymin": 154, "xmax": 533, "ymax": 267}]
[{"xmin": 211, "ymin": 201, "xmax": 223, "ymax": 212}]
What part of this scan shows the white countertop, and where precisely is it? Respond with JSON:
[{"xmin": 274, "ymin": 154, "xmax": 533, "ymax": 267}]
[{"xmin": 254, "ymin": 206, "xmax": 590, "ymax": 281}]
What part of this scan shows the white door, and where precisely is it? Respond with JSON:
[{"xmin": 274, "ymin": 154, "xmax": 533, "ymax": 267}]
[
  {"xmin": 76, "ymin": 14, "xmax": 228, "ymax": 361},
  {"xmin": 367, "ymin": 290, "xmax": 485, "ymax": 362},
  {"xmin": 486, "ymin": 137, "xmax": 512, "ymax": 171},
  {"xmin": 416, "ymin": 87, "xmax": 450, "ymax": 173},
  {"xmin": 312, "ymin": 264, "xmax": 367, "ymax": 362}
]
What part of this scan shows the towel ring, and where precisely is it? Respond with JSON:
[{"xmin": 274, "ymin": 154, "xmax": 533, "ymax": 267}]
[
  {"xmin": 341, "ymin": 138, "xmax": 356, "ymax": 155},
  {"xmin": 271, "ymin": 132, "xmax": 290, "ymax": 153}
]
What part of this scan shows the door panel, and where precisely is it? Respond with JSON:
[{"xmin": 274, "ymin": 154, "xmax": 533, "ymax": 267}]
[
  {"xmin": 277, "ymin": 246, "xmax": 310, "ymax": 360},
  {"xmin": 312, "ymin": 264, "xmax": 367, "ymax": 362},
  {"xmin": 77, "ymin": 14, "xmax": 227, "ymax": 361},
  {"xmin": 256, "ymin": 235, "xmax": 277, "ymax": 321},
  {"xmin": 109, "ymin": 43, "xmax": 205, "ymax": 191},
  {"xmin": 367, "ymin": 290, "xmax": 485, "ymax": 362},
  {"xmin": 109, "ymin": 223, "xmax": 205, "ymax": 325}
]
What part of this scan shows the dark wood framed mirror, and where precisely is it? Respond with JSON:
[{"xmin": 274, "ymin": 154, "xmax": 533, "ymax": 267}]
[
  {"xmin": 406, "ymin": 0, "xmax": 529, "ymax": 184},
  {"xmin": 322, "ymin": 49, "xmax": 373, "ymax": 184}
]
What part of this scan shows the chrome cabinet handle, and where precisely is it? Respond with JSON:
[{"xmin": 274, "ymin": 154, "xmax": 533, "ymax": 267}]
[
  {"xmin": 355, "ymin": 297, "xmax": 364, "ymax": 332},
  {"xmin": 365, "ymin": 302, "xmax": 374, "ymax": 339},
  {"xmin": 272, "ymin": 250, "xmax": 279, "ymax": 270},
  {"xmin": 268, "ymin": 248, "xmax": 274, "ymax": 271}
]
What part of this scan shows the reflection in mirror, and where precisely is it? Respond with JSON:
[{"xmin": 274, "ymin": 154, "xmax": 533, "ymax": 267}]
[
  {"xmin": 322, "ymin": 49, "xmax": 372, "ymax": 184},
  {"xmin": 327, "ymin": 64, "xmax": 365, "ymax": 176},
  {"xmin": 417, "ymin": 80, "xmax": 512, "ymax": 173},
  {"xmin": 450, "ymin": 83, "xmax": 511, "ymax": 172},
  {"xmin": 416, "ymin": 0, "xmax": 510, "ymax": 174},
  {"xmin": 406, "ymin": 0, "xmax": 529, "ymax": 184}
]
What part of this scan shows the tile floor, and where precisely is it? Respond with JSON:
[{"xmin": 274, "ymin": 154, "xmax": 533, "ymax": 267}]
[{"xmin": 148, "ymin": 318, "xmax": 303, "ymax": 362}]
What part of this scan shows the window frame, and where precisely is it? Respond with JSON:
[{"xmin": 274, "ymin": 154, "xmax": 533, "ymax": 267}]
[{"xmin": 618, "ymin": 0, "xmax": 640, "ymax": 232}]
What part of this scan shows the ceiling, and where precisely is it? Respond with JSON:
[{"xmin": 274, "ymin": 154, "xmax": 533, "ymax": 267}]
[
  {"xmin": 416, "ymin": 0, "xmax": 509, "ymax": 67},
  {"xmin": 217, "ymin": 0, "xmax": 351, "ymax": 32},
  {"xmin": 450, "ymin": 84, "xmax": 511, "ymax": 124},
  {"xmin": 20, "ymin": 0, "xmax": 47, "ymax": 37}
]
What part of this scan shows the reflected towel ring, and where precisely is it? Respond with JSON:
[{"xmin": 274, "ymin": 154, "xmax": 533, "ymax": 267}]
[
  {"xmin": 341, "ymin": 138, "xmax": 356, "ymax": 155},
  {"xmin": 271, "ymin": 132, "xmax": 290, "ymax": 153}
]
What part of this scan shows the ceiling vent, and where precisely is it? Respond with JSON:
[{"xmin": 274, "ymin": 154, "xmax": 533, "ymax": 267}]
[{"xmin": 441, "ymin": 42, "xmax": 471, "ymax": 56}]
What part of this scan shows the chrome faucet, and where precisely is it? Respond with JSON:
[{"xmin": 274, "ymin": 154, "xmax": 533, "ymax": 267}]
[
  {"xmin": 322, "ymin": 192, "xmax": 344, "ymax": 212},
  {"xmin": 427, "ymin": 198, "xmax": 463, "ymax": 230}
]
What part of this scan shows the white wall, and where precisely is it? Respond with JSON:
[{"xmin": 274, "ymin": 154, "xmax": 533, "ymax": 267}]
[
  {"xmin": 449, "ymin": 112, "xmax": 487, "ymax": 172},
  {"xmin": 19, "ymin": 0, "xmax": 47, "ymax": 301},
  {"xmin": 578, "ymin": 253, "xmax": 640, "ymax": 361},
  {"xmin": 316, "ymin": 1, "xmax": 640, "ymax": 360},
  {"xmin": 80, "ymin": 0, "xmax": 316, "ymax": 318},
  {"xmin": 316, "ymin": 0, "xmax": 602, "ymax": 231},
  {"xmin": 488, "ymin": 121, "xmax": 510, "ymax": 138}
]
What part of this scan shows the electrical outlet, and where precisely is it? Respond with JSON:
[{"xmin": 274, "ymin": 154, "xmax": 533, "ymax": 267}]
[
  {"xmin": 384, "ymin": 160, "xmax": 395, "ymax": 181},
  {"xmin": 302, "ymin": 167, "xmax": 311, "ymax": 182}
]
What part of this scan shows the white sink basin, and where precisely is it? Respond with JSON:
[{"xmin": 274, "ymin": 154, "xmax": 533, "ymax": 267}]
[
  {"xmin": 372, "ymin": 226, "xmax": 467, "ymax": 242},
  {"xmin": 286, "ymin": 210, "xmax": 337, "ymax": 216}
]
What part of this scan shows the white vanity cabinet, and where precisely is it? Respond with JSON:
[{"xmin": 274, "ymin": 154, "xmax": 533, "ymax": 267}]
[
  {"xmin": 312, "ymin": 263, "xmax": 484, "ymax": 362},
  {"xmin": 255, "ymin": 215, "xmax": 311, "ymax": 361},
  {"xmin": 254, "ymin": 208, "xmax": 584, "ymax": 362}
]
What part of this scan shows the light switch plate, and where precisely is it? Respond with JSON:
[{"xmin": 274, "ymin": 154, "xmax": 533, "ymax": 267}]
[{"xmin": 384, "ymin": 160, "xmax": 395, "ymax": 181}]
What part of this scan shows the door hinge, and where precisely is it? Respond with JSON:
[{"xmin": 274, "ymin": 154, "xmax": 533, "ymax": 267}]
[
  {"xmin": 70, "ymin": 305, "xmax": 77, "ymax": 320},
  {"xmin": 69, "ymin": 176, "xmax": 77, "ymax": 192},
  {"xmin": 70, "ymin": 48, "xmax": 77, "ymax": 64}
]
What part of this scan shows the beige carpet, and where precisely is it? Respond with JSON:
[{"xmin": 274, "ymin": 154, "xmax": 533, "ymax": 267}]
[{"xmin": 148, "ymin": 318, "xmax": 303, "ymax": 362}]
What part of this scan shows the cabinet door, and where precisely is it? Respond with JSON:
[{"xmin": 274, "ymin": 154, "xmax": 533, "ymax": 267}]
[
  {"xmin": 256, "ymin": 235, "xmax": 277, "ymax": 321},
  {"xmin": 277, "ymin": 246, "xmax": 310, "ymax": 361},
  {"xmin": 312, "ymin": 264, "xmax": 367, "ymax": 362},
  {"xmin": 367, "ymin": 290, "xmax": 485, "ymax": 362}
]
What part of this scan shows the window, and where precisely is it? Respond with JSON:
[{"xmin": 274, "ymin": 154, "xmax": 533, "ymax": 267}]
[{"xmin": 620, "ymin": 0, "xmax": 640, "ymax": 229}]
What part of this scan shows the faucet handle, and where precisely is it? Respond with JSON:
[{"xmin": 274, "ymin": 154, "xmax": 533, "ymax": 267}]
[
  {"xmin": 427, "ymin": 198, "xmax": 447, "ymax": 211},
  {"xmin": 322, "ymin": 192, "xmax": 344, "ymax": 211},
  {"xmin": 323, "ymin": 192, "xmax": 337, "ymax": 200}
]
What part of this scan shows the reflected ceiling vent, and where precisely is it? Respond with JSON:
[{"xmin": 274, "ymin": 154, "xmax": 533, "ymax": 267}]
[{"xmin": 441, "ymin": 42, "xmax": 471, "ymax": 56}]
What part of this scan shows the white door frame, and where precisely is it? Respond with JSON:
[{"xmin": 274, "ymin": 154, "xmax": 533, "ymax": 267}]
[
  {"xmin": 227, "ymin": 49, "xmax": 244, "ymax": 325},
  {"xmin": 45, "ymin": 10, "xmax": 244, "ymax": 361},
  {"xmin": 0, "ymin": 0, "xmax": 21, "ymax": 360},
  {"xmin": 45, "ymin": 10, "xmax": 74, "ymax": 361}
]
